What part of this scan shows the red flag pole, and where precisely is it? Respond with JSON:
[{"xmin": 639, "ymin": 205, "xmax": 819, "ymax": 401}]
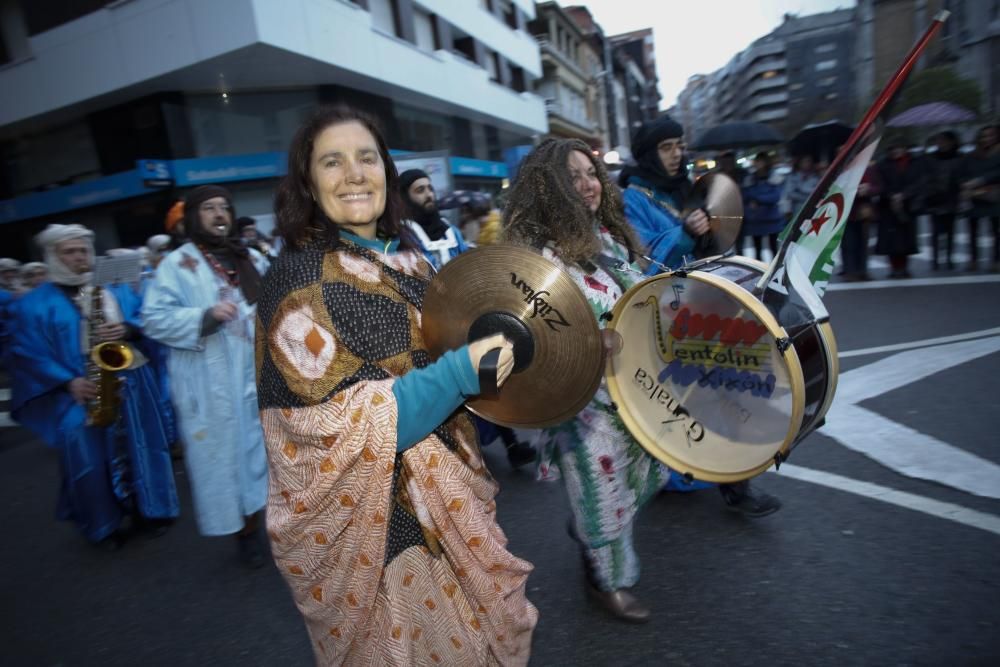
[{"xmin": 754, "ymin": 10, "xmax": 950, "ymax": 294}]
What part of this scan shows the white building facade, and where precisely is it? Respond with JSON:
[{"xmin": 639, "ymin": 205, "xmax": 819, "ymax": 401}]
[{"xmin": 0, "ymin": 0, "xmax": 546, "ymax": 255}]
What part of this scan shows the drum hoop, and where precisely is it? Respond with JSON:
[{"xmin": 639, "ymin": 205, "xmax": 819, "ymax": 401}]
[
  {"xmin": 605, "ymin": 269, "xmax": 806, "ymax": 483},
  {"xmin": 814, "ymin": 320, "xmax": 840, "ymax": 428}
]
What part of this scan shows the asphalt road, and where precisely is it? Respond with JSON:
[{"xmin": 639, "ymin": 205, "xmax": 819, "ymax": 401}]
[{"xmin": 3, "ymin": 230, "xmax": 999, "ymax": 666}]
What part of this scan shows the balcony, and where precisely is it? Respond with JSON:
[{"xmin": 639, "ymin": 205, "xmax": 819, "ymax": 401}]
[
  {"xmin": 749, "ymin": 91, "xmax": 790, "ymax": 110},
  {"xmin": 753, "ymin": 107, "xmax": 788, "ymax": 122},
  {"xmin": 746, "ymin": 75, "xmax": 788, "ymax": 96},
  {"xmin": 535, "ymin": 39, "xmax": 587, "ymax": 82}
]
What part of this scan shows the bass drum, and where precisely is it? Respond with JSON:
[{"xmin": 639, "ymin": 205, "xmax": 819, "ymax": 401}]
[{"xmin": 604, "ymin": 255, "xmax": 838, "ymax": 483}]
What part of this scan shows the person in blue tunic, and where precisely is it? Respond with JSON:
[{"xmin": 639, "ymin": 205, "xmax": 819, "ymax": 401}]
[
  {"xmin": 104, "ymin": 248, "xmax": 178, "ymax": 452},
  {"xmin": 620, "ymin": 116, "xmax": 782, "ymax": 517},
  {"xmin": 9, "ymin": 224, "xmax": 179, "ymax": 549},
  {"xmin": 142, "ymin": 185, "xmax": 270, "ymax": 568}
]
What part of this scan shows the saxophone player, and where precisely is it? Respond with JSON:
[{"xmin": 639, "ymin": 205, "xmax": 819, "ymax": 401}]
[{"xmin": 8, "ymin": 224, "xmax": 179, "ymax": 550}]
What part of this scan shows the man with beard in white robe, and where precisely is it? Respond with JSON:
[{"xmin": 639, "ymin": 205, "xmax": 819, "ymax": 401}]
[{"xmin": 142, "ymin": 185, "xmax": 270, "ymax": 568}]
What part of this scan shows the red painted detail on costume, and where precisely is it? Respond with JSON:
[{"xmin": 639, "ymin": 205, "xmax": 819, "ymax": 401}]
[
  {"xmin": 179, "ymin": 253, "xmax": 199, "ymax": 273},
  {"xmin": 584, "ymin": 275, "xmax": 609, "ymax": 294},
  {"xmin": 599, "ymin": 456, "xmax": 614, "ymax": 474}
]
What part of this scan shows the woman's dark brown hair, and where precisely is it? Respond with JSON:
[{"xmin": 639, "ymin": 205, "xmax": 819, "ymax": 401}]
[
  {"xmin": 274, "ymin": 105, "xmax": 413, "ymax": 251},
  {"xmin": 502, "ymin": 138, "xmax": 642, "ymax": 264}
]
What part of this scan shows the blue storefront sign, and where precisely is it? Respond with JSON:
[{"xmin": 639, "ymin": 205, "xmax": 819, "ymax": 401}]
[
  {"xmin": 0, "ymin": 170, "xmax": 156, "ymax": 225},
  {"xmin": 449, "ymin": 156, "xmax": 508, "ymax": 178},
  {"xmin": 1, "ymin": 151, "xmax": 507, "ymax": 224},
  {"xmin": 171, "ymin": 152, "xmax": 287, "ymax": 186}
]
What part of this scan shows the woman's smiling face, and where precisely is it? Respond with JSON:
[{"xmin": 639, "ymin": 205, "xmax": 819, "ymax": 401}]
[{"xmin": 309, "ymin": 121, "xmax": 387, "ymax": 238}]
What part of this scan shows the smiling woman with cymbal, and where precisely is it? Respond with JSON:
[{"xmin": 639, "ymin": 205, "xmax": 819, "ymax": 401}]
[{"xmin": 257, "ymin": 105, "xmax": 537, "ymax": 666}]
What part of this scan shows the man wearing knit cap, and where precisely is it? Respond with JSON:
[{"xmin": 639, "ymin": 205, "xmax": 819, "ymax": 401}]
[
  {"xmin": 398, "ymin": 168, "xmax": 470, "ymax": 270},
  {"xmin": 621, "ymin": 116, "xmax": 782, "ymax": 518},
  {"xmin": 142, "ymin": 184, "xmax": 271, "ymax": 568},
  {"xmin": 8, "ymin": 224, "xmax": 179, "ymax": 549}
]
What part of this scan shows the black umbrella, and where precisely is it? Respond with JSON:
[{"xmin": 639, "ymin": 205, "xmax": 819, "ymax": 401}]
[
  {"xmin": 692, "ymin": 121, "xmax": 783, "ymax": 151},
  {"xmin": 789, "ymin": 120, "xmax": 854, "ymax": 162},
  {"xmin": 437, "ymin": 189, "xmax": 492, "ymax": 211}
]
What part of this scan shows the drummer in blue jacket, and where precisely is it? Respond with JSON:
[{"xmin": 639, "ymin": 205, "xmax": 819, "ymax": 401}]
[
  {"xmin": 620, "ymin": 115, "xmax": 782, "ymax": 518},
  {"xmin": 619, "ymin": 115, "xmax": 712, "ymax": 274}
]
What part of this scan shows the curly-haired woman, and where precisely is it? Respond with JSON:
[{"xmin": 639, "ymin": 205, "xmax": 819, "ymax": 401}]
[
  {"xmin": 257, "ymin": 105, "xmax": 537, "ymax": 665},
  {"xmin": 503, "ymin": 138, "xmax": 667, "ymax": 623}
]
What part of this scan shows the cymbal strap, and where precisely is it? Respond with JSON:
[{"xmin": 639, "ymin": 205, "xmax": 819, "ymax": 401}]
[{"xmin": 477, "ymin": 347, "xmax": 502, "ymax": 398}]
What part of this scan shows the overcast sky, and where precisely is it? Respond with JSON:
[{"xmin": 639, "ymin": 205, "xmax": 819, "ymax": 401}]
[{"xmin": 559, "ymin": 0, "xmax": 855, "ymax": 108}]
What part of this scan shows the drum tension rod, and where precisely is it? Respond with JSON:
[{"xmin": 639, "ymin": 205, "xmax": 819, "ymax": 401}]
[
  {"xmin": 773, "ymin": 451, "xmax": 788, "ymax": 470},
  {"xmin": 599, "ymin": 312, "xmax": 613, "ymax": 322},
  {"xmin": 775, "ymin": 337, "xmax": 791, "ymax": 355}
]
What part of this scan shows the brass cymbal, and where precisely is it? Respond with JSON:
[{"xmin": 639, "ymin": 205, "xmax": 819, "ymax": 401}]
[
  {"xmin": 422, "ymin": 245, "xmax": 604, "ymax": 428},
  {"xmin": 689, "ymin": 171, "xmax": 744, "ymax": 254}
]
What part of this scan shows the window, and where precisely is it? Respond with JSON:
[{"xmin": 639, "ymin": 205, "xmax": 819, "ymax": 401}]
[
  {"xmin": 499, "ymin": 0, "xmax": 517, "ymax": 29},
  {"xmin": 369, "ymin": 0, "xmax": 399, "ymax": 37},
  {"xmin": 509, "ymin": 65, "xmax": 527, "ymax": 93},
  {"xmin": 815, "ymin": 59, "xmax": 837, "ymax": 71},
  {"xmin": 788, "ymin": 82, "xmax": 804, "ymax": 91},
  {"xmin": 413, "ymin": 8, "xmax": 437, "ymax": 51},
  {"xmin": 486, "ymin": 50, "xmax": 500, "ymax": 82},
  {"xmin": 815, "ymin": 43, "xmax": 836, "ymax": 54},
  {"xmin": 819, "ymin": 76, "xmax": 837, "ymax": 87},
  {"xmin": 825, "ymin": 92, "xmax": 838, "ymax": 100},
  {"xmin": 479, "ymin": 0, "xmax": 494, "ymax": 11},
  {"xmin": 453, "ymin": 31, "xmax": 478, "ymax": 63},
  {"xmin": 761, "ymin": 70, "xmax": 778, "ymax": 79},
  {"xmin": 21, "ymin": 0, "xmax": 107, "ymax": 36}
]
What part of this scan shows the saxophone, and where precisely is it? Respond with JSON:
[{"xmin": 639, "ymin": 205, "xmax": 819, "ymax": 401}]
[{"xmin": 85, "ymin": 285, "xmax": 133, "ymax": 427}]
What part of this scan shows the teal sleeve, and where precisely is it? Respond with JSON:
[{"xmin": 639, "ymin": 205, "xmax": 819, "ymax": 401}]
[{"xmin": 392, "ymin": 346, "xmax": 480, "ymax": 452}]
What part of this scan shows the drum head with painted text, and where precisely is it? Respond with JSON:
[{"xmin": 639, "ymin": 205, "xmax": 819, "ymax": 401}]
[{"xmin": 605, "ymin": 271, "xmax": 805, "ymax": 482}]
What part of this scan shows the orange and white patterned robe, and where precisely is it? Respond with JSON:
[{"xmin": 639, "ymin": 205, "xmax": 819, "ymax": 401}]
[{"xmin": 256, "ymin": 238, "xmax": 537, "ymax": 666}]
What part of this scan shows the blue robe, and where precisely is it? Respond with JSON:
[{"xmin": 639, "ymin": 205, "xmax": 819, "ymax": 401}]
[
  {"xmin": 107, "ymin": 280, "xmax": 177, "ymax": 446},
  {"xmin": 0, "ymin": 288, "xmax": 15, "ymax": 362},
  {"xmin": 622, "ymin": 177, "xmax": 697, "ymax": 274},
  {"xmin": 142, "ymin": 243, "xmax": 269, "ymax": 536},
  {"xmin": 9, "ymin": 282, "xmax": 179, "ymax": 542}
]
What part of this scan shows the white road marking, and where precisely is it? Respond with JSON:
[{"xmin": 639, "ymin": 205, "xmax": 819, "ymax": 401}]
[
  {"xmin": 822, "ymin": 403, "xmax": 1000, "ymax": 500},
  {"xmin": 840, "ymin": 327, "xmax": 1000, "ymax": 358},
  {"xmin": 836, "ymin": 335, "xmax": 1000, "ymax": 402},
  {"xmin": 0, "ymin": 414, "xmax": 13, "ymax": 428},
  {"xmin": 769, "ymin": 464, "xmax": 1000, "ymax": 537},
  {"xmin": 824, "ymin": 336, "xmax": 1000, "ymax": 499},
  {"xmin": 0, "ymin": 388, "xmax": 10, "ymax": 401},
  {"xmin": 826, "ymin": 273, "xmax": 1000, "ymax": 291}
]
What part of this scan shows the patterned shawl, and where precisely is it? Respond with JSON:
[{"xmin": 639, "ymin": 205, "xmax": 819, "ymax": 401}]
[{"xmin": 256, "ymin": 238, "xmax": 536, "ymax": 666}]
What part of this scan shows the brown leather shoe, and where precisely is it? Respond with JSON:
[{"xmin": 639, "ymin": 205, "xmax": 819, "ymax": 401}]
[{"xmin": 586, "ymin": 585, "xmax": 651, "ymax": 623}]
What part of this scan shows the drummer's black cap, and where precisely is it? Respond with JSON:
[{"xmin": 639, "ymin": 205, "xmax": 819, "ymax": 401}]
[
  {"xmin": 631, "ymin": 115, "xmax": 684, "ymax": 159},
  {"xmin": 399, "ymin": 169, "xmax": 429, "ymax": 194}
]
